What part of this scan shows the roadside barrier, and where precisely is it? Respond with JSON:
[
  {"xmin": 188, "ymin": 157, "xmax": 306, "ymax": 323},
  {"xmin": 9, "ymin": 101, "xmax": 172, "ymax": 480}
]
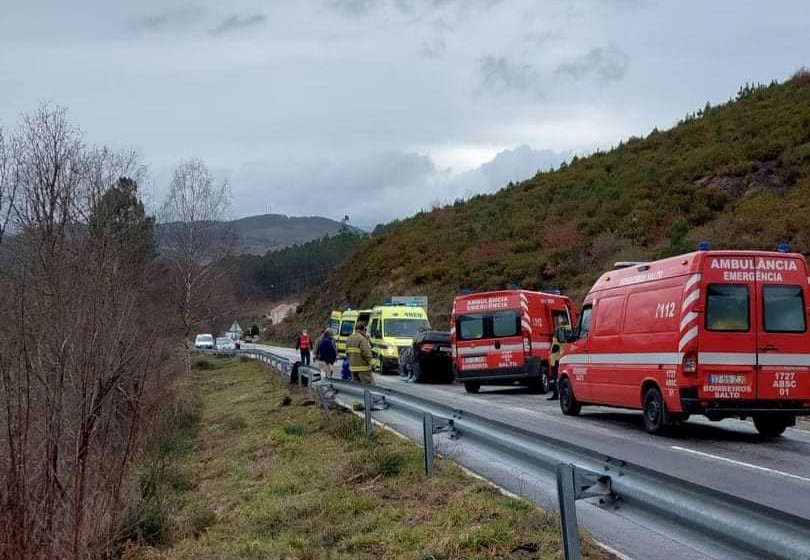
[{"xmin": 235, "ymin": 347, "xmax": 810, "ymax": 560}]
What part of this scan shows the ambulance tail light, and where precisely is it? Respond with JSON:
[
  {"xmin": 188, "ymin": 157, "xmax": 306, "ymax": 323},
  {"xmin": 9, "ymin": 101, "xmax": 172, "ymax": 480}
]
[
  {"xmin": 523, "ymin": 337, "xmax": 531, "ymax": 352},
  {"xmin": 682, "ymin": 352, "xmax": 698, "ymax": 376}
]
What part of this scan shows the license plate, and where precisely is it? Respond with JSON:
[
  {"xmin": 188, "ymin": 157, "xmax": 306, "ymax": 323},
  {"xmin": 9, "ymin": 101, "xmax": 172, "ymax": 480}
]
[{"xmin": 708, "ymin": 375, "xmax": 747, "ymax": 385}]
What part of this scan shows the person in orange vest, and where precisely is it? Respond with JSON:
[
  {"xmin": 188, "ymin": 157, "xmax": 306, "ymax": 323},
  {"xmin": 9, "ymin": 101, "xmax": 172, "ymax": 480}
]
[{"xmin": 295, "ymin": 329, "xmax": 313, "ymax": 365}]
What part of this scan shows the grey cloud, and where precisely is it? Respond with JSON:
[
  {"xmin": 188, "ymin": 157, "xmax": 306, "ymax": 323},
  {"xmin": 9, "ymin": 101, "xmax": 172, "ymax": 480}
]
[
  {"xmin": 210, "ymin": 13, "xmax": 267, "ymax": 35},
  {"xmin": 420, "ymin": 36, "xmax": 447, "ymax": 59},
  {"xmin": 230, "ymin": 145, "xmax": 568, "ymax": 227},
  {"xmin": 479, "ymin": 55, "xmax": 540, "ymax": 93},
  {"xmin": 327, "ymin": 0, "xmax": 376, "ymax": 16},
  {"xmin": 134, "ymin": 5, "xmax": 204, "ymax": 31},
  {"xmin": 447, "ymin": 145, "xmax": 571, "ymax": 195},
  {"xmin": 556, "ymin": 46, "xmax": 629, "ymax": 82}
]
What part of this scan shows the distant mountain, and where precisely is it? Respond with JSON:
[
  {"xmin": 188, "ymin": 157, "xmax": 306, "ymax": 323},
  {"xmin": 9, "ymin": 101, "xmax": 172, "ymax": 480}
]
[
  {"xmin": 159, "ymin": 214, "xmax": 363, "ymax": 255},
  {"xmin": 230, "ymin": 214, "xmax": 364, "ymax": 255}
]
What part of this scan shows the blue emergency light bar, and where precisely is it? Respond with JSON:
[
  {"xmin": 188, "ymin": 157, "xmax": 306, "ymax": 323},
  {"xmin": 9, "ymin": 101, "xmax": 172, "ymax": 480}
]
[
  {"xmin": 698, "ymin": 239, "xmax": 711, "ymax": 251},
  {"xmin": 778, "ymin": 242, "xmax": 790, "ymax": 253}
]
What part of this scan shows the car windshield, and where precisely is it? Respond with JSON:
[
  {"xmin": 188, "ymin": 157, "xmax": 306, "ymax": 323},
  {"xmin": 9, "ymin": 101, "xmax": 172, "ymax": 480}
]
[
  {"xmin": 216, "ymin": 338, "xmax": 231, "ymax": 345},
  {"xmin": 383, "ymin": 319, "xmax": 430, "ymax": 338},
  {"xmin": 197, "ymin": 335, "xmax": 213, "ymax": 342}
]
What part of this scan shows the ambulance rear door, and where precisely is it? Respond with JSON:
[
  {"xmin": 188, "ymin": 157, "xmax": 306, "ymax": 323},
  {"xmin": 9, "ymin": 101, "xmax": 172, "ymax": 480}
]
[
  {"xmin": 754, "ymin": 254, "xmax": 810, "ymax": 401},
  {"xmin": 699, "ymin": 257, "xmax": 758, "ymax": 400}
]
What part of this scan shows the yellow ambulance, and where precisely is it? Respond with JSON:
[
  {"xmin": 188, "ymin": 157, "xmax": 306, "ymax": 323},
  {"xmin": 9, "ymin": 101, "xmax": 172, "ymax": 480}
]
[{"xmin": 368, "ymin": 304, "xmax": 430, "ymax": 374}]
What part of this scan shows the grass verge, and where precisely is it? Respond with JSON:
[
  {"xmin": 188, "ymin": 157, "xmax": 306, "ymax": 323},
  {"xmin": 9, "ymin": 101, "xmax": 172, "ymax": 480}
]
[{"xmin": 124, "ymin": 357, "xmax": 614, "ymax": 560}]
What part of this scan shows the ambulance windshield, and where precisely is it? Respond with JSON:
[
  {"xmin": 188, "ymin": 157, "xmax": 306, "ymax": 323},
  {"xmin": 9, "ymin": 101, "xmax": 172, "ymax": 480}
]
[
  {"xmin": 763, "ymin": 285, "xmax": 805, "ymax": 333},
  {"xmin": 384, "ymin": 319, "xmax": 430, "ymax": 338},
  {"xmin": 706, "ymin": 285, "xmax": 749, "ymax": 331}
]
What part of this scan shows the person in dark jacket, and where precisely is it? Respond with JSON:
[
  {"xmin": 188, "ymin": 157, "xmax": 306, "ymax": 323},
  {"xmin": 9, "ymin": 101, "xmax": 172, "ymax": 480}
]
[
  {"xmin": 295, "ymin": 329, "xmax": 313, "ymax": 365},
  {"xmin": 316, "ymin": 329, "xmax": 338, "ymax": 378}
]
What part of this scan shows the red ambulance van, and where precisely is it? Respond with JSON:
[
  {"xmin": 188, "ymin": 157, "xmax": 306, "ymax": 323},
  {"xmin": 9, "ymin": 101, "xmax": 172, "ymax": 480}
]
[
  {"xmin": 556, "ymin": 249, "xmax": 810, "ymax": 436},
  {"xmin": 451, "ymin": 289, "xmax": 577, "ymax": 393}
]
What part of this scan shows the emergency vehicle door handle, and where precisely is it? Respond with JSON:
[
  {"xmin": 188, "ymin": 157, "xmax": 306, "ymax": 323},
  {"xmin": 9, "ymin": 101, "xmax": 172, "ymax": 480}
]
[
  {"xmin": 759, "ymin": 345, "xmax": 779, "ymax": 352},
  {"xmin": 494, "ymin": 341, "xmax": 501, "ymax": 350}
]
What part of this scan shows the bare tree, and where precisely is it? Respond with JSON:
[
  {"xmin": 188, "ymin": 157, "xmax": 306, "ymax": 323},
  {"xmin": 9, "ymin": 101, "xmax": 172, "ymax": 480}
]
[
  {"xmin": 0, "ymin": 126, "xmax": 17, "ymax": 245},
  {"xmin": 160, "ymin": 158, "xmax": 233, "ymax": 368},
  {"xmin": 0, "ymin": 105, "xmax": 175, "ymax": 560}
]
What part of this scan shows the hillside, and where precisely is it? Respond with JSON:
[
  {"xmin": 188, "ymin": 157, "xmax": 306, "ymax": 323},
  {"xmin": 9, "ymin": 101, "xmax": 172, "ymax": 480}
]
[
  {"xmin": 160, "ymin": 214, "xmax": 361, "ymax": 255},
  {"xmin": 230, "ymin": 232, "xmax": 367, "ymax": 300},
  {"xmin": 292, "ymin": 73, "xmax": 810, "ymax": 331}
]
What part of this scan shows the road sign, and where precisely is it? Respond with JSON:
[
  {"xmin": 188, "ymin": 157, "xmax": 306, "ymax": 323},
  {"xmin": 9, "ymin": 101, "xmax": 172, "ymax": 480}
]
[{"xmin": 228, "ymin": 321, "xmax": 243, "ymax": 340}]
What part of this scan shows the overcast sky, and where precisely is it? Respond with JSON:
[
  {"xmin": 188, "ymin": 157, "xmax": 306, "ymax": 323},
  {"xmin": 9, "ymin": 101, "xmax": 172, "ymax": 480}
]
[{"xmin": 1, "ymin": 0, "xmax": 808, "ymax": 229}]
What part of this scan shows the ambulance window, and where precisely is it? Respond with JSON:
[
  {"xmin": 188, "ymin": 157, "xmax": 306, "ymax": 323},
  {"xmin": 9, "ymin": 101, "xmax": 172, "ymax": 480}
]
[
  {"xmin": 577, "ymin": 306, "xmax": 592, "ymax": 339},
  {"xmin": 706, "ymin": 285, "xmax": 749, "ymax": 332},
  {"xmin": 492, "ymin": 310, "xmax": 520, "ymax": 337},
  {"xmin": 458, "ymin": 315, "xmax": 484, "ymax": 340},
  {"xmin": 369, "ymin": 319, "xmax": 381, "ymax": 339},
  {"xmin": 340, "ymin": 321, "xmax": 355, "ymax": 337},
  {"xmin": 552, "ymin": 310, "xmax": 571, "ymax": 330},
  {"xmin": 763, "ymin": 285, "xmax": 806, "ymax": 333}
]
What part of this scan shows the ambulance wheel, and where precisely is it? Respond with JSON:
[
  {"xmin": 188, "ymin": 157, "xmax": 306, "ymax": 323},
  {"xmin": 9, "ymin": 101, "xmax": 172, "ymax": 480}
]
[
  {"xmin": 464, "ymin": 382, "xmax": 480, "ymax": 393},
  {"xmin": 559, "ymin": 377, "xmax": 581, "ymax": 416},
  {"xmin": 643, "ymin": 387, "xmax": 669, "ymax": 435},
  {"xmin": 753, "ymin": 415, "xmax": 789, "ymax": 438},
  {"xmin": 527, "ymin": 365, "xmax": 549, "ymax": 394}
]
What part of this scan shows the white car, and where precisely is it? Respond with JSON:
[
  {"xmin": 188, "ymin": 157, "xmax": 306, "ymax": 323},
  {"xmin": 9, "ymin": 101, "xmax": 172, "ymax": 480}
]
[
  {"xmin": 216, "ymin": 337, "xmax": 236, "ymax": 351},
  {"xmin": 194, "ymin": 334, "xmax": 214, "ymax": 350}
]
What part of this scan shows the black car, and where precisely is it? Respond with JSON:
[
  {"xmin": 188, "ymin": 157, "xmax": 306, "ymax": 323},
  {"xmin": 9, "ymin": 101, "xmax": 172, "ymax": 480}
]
[{"xmin": 398, "ymin": 330, "xmax": 453, "ymax": 383}]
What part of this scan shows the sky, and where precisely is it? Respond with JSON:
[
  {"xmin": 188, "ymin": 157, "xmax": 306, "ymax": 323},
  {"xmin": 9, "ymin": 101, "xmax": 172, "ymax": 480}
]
[{"xmin": 1, "ymin": 0, "xmax": 809, "ymax": 229}]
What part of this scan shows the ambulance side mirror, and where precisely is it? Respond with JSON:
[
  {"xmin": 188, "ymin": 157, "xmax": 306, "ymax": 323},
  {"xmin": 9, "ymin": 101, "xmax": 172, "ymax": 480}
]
[{"xmin": 555, "ymin": 326, "xmax": 575, "ymax": 344}]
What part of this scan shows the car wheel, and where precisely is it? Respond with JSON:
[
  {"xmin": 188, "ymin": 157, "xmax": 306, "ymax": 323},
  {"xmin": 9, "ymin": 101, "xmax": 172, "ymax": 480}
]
[
  {"xmin": 464, "ymin": 382, "xmax": 480, "ymax": 393},
  {"xmin": 643, "ymin": 387, "xmax": 670, "ymax": 435},
  {"xmin": 753, "ymin": 414, "xmax": 789, "ymax": 438},
  {"xmin": 559, "ymin": 377, "xmax": 581, "ymax": 416}
]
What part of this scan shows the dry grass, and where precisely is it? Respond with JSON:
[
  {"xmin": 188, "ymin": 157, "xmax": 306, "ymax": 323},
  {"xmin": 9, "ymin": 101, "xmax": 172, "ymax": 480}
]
[{"xmin": 124, "ymin": 358, "xmax": 614, "ymax": 560}]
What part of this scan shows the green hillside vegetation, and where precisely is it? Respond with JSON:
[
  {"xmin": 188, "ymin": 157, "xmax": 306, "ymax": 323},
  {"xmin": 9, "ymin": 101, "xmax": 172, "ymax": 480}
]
[
  {"xmin": 231, "ymin": 232, "xmax": 366, "ymax": 300},
  {"xmin": 291, "ymin": 72, "xmax": 810, "ymax": 332}
]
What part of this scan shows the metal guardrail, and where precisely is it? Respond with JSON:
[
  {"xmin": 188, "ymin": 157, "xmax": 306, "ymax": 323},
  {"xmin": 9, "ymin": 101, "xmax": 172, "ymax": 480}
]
[{"xmin": 235, "ymin": 347, "xmax": 810, "ymax": 560}]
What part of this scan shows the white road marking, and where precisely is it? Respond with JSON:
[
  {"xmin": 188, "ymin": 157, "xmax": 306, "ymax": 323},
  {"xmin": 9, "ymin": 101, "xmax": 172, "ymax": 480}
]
[
  {"xmin": 670, "ymin": 446, "xmax": 810, "ymax": 484},
  {"xmin": 595, "ymin": 541, "xmax": 636, "ymax": 560}
]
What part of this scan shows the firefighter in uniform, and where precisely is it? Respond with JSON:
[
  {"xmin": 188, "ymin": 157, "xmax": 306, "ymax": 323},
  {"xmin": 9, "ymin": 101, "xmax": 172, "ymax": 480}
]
[
  {"xmin": 345, "ymin": 322, "xmax": 374, "ymax": 385},
  {"xmin": 547, "ymin": 337, "xmax": 562, "ymax": 400}
]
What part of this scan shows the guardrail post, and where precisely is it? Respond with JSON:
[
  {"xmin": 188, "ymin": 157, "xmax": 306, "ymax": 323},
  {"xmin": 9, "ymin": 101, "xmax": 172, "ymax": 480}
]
[
  {"xmin": 317, "ymin": 384, "xmax": 332, "ymax": 420},
  {"xmin": 364, "ymin": 389, "xmax": 373, "ymax": 436},
  {"xmin": 557, "ymin": 464, "xmax": 582, "ymax": 560},
  {"xmin": 556, "ymin": 464, "xmax": 613, "ymax": 560},
  {"xmin": 422, "ymin": 413, "xmax": 454, "ymax": 477},
  {"xmin": 423, "ymin": 412, "xmax": 435, "ymax": 476}
]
